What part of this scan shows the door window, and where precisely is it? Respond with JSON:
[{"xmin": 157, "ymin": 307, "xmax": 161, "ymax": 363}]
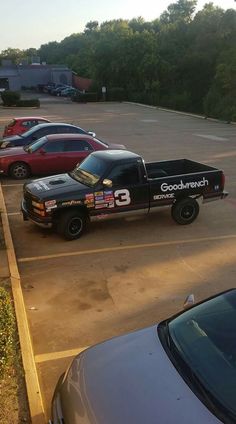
[
  {"xmin": 64, "ymin": 140, "xmax": 93, "ymax": 152},
  {"xmin": 107, "ymin": 163, "xmax": 140, "ymax": 186},
  {"xmin": 43, "ymin": 141, "xmax": 65, "ymax": 153}
]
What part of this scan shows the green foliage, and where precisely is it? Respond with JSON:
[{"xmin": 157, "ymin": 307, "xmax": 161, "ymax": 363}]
[
  {"xmin": 0, "ymin": 288, "xmax": 15, "ymax": 376},
  {"xmin": 107, "ymin": 87, "xmax": 126, "ymax": 101},
  {"xmin": 1, "ymin": 91, "xmax": 21, "ymax": 106},
  {"xmin": 1, "ymin": 1, "xmax": 236, "ymax": 120},
  {"xmin": 16, "ymin": 99, "xmax": 40, "ymax": 107},
  {"xmin": 72, "ymin": 92, "xmax": 98, "ymax": 102}
]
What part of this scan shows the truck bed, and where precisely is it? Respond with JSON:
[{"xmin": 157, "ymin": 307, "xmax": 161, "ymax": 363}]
[{"xmin": 146, "ymin": 159, "xmax": 216, "ymax": 179}]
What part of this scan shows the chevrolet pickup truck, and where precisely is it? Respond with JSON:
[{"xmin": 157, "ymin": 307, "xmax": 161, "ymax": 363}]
[{"xmin": 21, "ymin": 150, "xmax": 228, "ymax": 240}]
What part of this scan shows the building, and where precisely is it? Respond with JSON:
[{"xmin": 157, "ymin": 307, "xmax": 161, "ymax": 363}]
[{"xmin": 0, "ymin": 60, "xmax": 73, "ymax": 91}]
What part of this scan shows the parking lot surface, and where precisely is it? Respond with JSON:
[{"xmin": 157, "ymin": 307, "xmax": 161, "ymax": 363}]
[{"xmin": 1, "ymin": 97, "xmax": 236, "ymax": 419}]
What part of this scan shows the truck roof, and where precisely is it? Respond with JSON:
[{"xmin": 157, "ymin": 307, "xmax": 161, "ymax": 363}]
[{"xmin": 91, "ymin": 149, "xmax": 141, "ymax": 163}]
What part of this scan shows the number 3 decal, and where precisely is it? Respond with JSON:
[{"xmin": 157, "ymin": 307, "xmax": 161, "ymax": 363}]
[{"xmin": 114, "ymin": 189, "xmax": 131, "ymax": 206}]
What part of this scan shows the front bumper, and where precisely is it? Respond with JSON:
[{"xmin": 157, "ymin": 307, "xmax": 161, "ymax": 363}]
[{"xmin": 21, "ymin": 199, "xmax": 52, "ymax": 228}]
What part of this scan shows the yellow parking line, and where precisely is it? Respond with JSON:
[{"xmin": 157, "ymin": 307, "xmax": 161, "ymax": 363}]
[
  {"xmin": 35, "ymin": 347, "xmax": 89, "ymax": 363},
  {"xmin": 0, "ymin": 184, "xmax": 45, "ymax": 424},
  {"xmin": 18, "ymin": 234, "xmax": 236, "ymax": 263},
  {"xmin": 2, "ymin": 183, "xmax": 24, "ymax": 187}
]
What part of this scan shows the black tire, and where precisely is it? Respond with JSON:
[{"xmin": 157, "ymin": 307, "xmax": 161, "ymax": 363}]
[
  {"xmin": 9, "ymin": 162, "xmax": 30, "ymax": 179},
  {"xmin": 57, "ymin": 209, "xmax": 87, "ymax": 240},
  {"xmin": 171, "ymin": 197, "xmax": 199, "ymax": 225}
]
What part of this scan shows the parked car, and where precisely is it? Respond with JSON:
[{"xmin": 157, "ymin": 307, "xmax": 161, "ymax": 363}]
[
  {"xmin": 2, "ymin": 116, "xmax": 51, "ymax": 138},
  {"xmin": 60, "ymin": 87, "xmax": 78, "ymax": 97},
  {"xmin": 51, "ymin": 288, "xmax": 236, "ymax": 423},
  {"xmin": 51, "ymin": 85, "xmax": 70, "ymax": 96},
  {"xmin": 21, "ymin": 149, "xmax": 227, "ymax": 240},
  {"xmin": 0, "ymin": 134, "xmax": 125, "ymax": 179},
  {"xmin": 0, "ymin": 123, "xmax": 96, "ymax": 148}
]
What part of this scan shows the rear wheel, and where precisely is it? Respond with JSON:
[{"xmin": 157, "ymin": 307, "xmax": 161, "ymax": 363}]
[
  {"xmin": 10, "ymin": 162, "xmax": 30, "ymax": 179},
  {"xmin": 57, "ymin": 209, "xmax": 87, "ymax": 240},
  {"xmin": 171, "ymin": 197, "xmax": 199, "ymax": 225}
]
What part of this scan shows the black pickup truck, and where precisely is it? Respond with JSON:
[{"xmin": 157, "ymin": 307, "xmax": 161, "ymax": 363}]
[{"xmin": 21, "ymin": 150, "xmax": 228, "ymax": 240}]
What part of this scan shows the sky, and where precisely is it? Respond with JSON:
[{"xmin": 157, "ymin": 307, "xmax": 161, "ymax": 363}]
[{"xmin": 1, "ymin": 0, "xmax": 235, "ymax": 52}]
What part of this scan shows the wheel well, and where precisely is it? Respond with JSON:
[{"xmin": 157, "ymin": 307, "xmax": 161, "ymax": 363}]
[
  {"xmin": 53, "ymin": 206, "xmax": 89, "ymax": 221},
  {"xmin": 9, "ymin": 161, "xmax": 31, "ymax": 173}
]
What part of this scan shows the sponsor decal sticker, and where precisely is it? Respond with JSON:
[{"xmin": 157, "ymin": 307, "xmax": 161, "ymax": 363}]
[
  {"xmin": 62, "ymin": 200, "xmax": 82, "ymax": 206},
  {"xmin": 95, "ymin": 191, "xmax": 103, "ymax": 196},
  {"xmin": 95, "ymin": 203, "xmax": 107, "ymax": 209},
  {"xmin": 107, "ymin": 201, "xmax": 115, "ymax": 208},
  {"xmin": 160, "ymin": 177, "xmax": 209, "ymax": 192},
  {"xmin": 45, "ymin": 200, "xmax": 57, "ymax": 208},
  {"xmin": 154, "ymin": 193, "xmax": 175, "ymax": 200}
]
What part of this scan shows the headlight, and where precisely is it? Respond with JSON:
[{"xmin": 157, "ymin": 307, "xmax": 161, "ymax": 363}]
[
  {"xmin": 32, "ymin": 201, "xmax": 45, "ymax": 210},
  {"xmin": 33, "ymin": 208, "xmax": 46, "ymax": 216},
  {"xmin": 0, "ymin": 141, "xmax": 11, "ymax": 148}
]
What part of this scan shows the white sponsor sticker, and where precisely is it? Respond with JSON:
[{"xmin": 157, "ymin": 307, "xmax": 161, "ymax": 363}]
[{"xmin": 161, "ymin": 178, "xmax": 209, "ymax": 192}]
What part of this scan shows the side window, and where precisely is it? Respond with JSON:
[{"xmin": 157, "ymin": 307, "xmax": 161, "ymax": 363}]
[
  {"xmin": 38, "ymin": 120, "xmax": 47, "ymax": 125},
  {"xmin": 43, "ymin": 141, "xmax": 65, "ymax": 153},
  {"xmin": 36, "ymin": 128, "xmax": 52, "ymax": 137},
  {"xmin": 64, "ymin": 140, "xmax": 94, "ymax": 152},
  {"xmin": 107, "ymin": 163, "xmax": 140, "ymax": 186},
  {"xmin": 72, "ymin": 127, "xmax": 85, "ymax": 134},
  {"xmin": 22, "ymin": 120, "xmax": 37, "ymax": 128}
]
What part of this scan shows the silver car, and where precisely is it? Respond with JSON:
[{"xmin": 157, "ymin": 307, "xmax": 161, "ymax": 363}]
[{"xmin": 51, "ymin": 289, "xmax": 236, "ymax": 423}]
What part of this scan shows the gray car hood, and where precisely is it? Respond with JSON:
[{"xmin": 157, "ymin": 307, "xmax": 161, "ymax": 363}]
[{"xmin": 60, "ymin": 325, "xmax": 221, "ymax": 424}]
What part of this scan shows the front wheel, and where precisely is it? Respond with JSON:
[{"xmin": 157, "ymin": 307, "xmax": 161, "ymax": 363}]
[
  {"xmin": 9, "ymin": 162, "xmax": 30, "ymax": 179},
  {"xmin": 171, "ymin": 197, "xmax": 199, "ymax": 225},
  {"xmin": 57, "ymin": 209, "xmax": 87, "ymax": 240}
]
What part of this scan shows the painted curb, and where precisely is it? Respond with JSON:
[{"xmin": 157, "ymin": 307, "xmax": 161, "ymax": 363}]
[
  {"xmin": 124, "ymin": 102, "xmax": 236, "ymax": 125},
  {"xmin": 0, "ymin": 184, "xmax": 46, "ymax": 424}
]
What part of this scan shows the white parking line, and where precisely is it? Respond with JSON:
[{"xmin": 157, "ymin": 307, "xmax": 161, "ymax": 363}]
[
  {"xmin": 18, "ymin": 234, "xmax": 236, "ymax": 263},
  {"xmin": 193, "ymin": 133, "xmax": 228, "ymax": 141},
  {"xmin": 8, "ymin": 212, "xmax": 21, "ymax": 216},
  {"xmin": 35, "ymin": 347, "xmax": 89, "ymax": 363}
]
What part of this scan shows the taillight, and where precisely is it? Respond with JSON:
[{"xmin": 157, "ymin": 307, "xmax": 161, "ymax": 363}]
[{"xmin": 221, "ymin": 173, "xmax": 225, "ymax": 188}]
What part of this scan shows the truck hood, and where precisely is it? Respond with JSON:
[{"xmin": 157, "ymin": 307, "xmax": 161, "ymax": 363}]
[
  {"xmin": 0, "ymin": 146, "xmax": 25, "ymax": 157},
  {"xmin": 59, "ymin": 325, "xmax": 220, "ymax": 424},
  {"xmin": 24, "ymin": 173, "xmax": 90, "ymax": 200}
]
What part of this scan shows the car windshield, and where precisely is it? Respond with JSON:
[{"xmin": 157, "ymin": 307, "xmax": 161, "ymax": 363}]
[
  {"xmin": 162, "ymin": 291, "xmax": 236, "ymax": 423},
  {"xmin": 94, "ymin": 137, "xmax": 109, "ymax": 147},
  {"xmin": 24, "ymin": 137, "xmax": 47, "ymax": 153},
  {"xmin": 69, "ymin": 155, "xmax": 108, "ymax": 186}
]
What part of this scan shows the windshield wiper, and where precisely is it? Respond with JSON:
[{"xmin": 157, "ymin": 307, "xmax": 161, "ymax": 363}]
[{"xmin": 158, "ymin": 322, "xmax": 235, "ymax": 424}]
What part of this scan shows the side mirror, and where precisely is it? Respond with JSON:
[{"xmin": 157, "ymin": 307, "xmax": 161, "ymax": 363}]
[
  {"xmin": 183, "ymin": 294, "xmax": 195, "ymax": 309},
  {"xmin": 102, "ymin": 178, "xmax": 112, "ymax": 188},
  {"xmin": 88, "ymin": 131, "xmax": 96, "ymax": 137}
]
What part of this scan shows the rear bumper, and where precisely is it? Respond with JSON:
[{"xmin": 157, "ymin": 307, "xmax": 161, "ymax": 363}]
[
  {"xmin": 21, "ymin": 199, "xmax": 53, "ymax": 228},
  {"xmin": 203, "ymin": 191, "xmax": 229, "ymax": 203}
]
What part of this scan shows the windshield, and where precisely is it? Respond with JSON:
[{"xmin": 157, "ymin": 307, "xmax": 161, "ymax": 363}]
[
  {"xmin": 69, "ymin": 155, "xmax": 108, "ymax": 186},
  {"xmin": 162, "ymin": 291, "xmax": 236, "ymax": 423},
  {"xmin": 24, "ymin": 137, "xmax": 47, "ymax": 153},
  {"xmin": 94, "ymin": 137, "xmax": 109, "ymax": 147}
]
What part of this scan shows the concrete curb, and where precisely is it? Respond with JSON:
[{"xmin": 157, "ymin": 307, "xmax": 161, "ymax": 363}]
[
  {"xmin": 124, "ymin": 102, "xmax": 236, "ymax": 125},
  {"xmin": 0, "ymin": 184, "xmax": 45, "ymax": 424}
]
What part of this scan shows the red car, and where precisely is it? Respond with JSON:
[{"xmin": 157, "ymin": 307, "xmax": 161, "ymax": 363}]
[
  {"xmin": 3, "ymin": 116, "xmax": 51, "ymax": 138},
  {"xmin": 0, "ymin": 134, "xmax": 125, "ymax": 179}
]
